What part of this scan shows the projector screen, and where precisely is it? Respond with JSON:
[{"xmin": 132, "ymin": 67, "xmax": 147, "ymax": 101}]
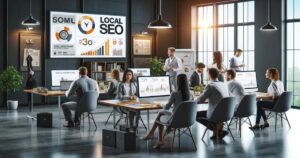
[
  {"xmin": 137, "ymin": 76, "xmax": 171, "ymax": 98},
  {"xmin": 51, "ymin": 70, "xmax": 79, "ymax": 86},
  {"xmin": 50, "ymin": 11, "xmax": 126, "ymax": 58}
]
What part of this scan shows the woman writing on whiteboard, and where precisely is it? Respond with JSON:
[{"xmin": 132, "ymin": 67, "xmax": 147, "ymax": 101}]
[
  {"xmin": 142, "ymin": 74, "xmax": 191, "ymax": 149},
  {"xmin": 118, "ymin": 69, "xmax": 140, "ymax": 131},
  {"xmin": 250, "ymin": 68, "xmax": 284, "ymax": 130}
]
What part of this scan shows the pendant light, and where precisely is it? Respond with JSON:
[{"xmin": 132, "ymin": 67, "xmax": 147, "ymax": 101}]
[
  {"xmin": 260, "ymin": 0, "xmax": 277, "ymax": 31},
  {"xmin": 148, "ymin": 0, "xmax": 172, "ymax": 29},
  {"xmin": 21, "ymin": 0, "xmax": 40, "ymax": 26}
]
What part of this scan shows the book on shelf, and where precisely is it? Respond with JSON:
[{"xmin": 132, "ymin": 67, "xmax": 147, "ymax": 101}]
[{"xmin": 97, "ymin": 65, "xmax": 102, "ymax": 72}]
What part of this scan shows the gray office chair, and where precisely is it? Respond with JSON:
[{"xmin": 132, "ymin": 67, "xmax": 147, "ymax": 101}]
[
  {"xmin": 229, "ymin": 94, "xmax": 256, "ymax": 137},
  {"xmin": 264, "ymin": 91, "xmax": 293, "ymax": 132},
  {"xmin": 199, "ymin": 97, "xmax": 235, "ymax": 141},
  {"xmin": 105, "ymin": 107, "xmax": 127, "ymax": 128},
  {"xmin": 78, "ymin": 91, "xmax": 99, "ymax": 129},
  {"xmin": 157, "ymin": 101, "xmax": 197, "ymax": 151}
]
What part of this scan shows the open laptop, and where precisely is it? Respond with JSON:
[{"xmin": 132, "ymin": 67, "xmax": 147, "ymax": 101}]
[{"xmin": 59, "ymin": 80, "xmax": 73, "ymax": 91}]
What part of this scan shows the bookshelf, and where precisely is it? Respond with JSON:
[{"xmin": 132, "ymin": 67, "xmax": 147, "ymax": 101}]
[{"xmin": 85, "ymin": 61, "xmax": 127, "ymax": 82}]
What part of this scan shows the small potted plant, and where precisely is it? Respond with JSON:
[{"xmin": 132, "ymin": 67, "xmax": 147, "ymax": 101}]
[
  {"xmin": 0, "ymin": 66, "xmax": 23, "ymax": 110},
  {"xmin": 193, "ymin": 85, "xmax": 205, "ymax": 96},
  {"xmin": 149, "ymin": 57, "xmax": 164, "ymax": 76}
]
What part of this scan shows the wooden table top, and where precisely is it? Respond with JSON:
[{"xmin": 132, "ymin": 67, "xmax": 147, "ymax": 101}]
[
  {"xmin": 24, "ymin": 89, "xmax": 66, "ymax": 97},
  {"xmin": 254, "ymin": 92, "xmax": 271, "ymax": 99},
  {"xmin": 98, "ymin": 100, "xmax": 162, "ymax": 111}
]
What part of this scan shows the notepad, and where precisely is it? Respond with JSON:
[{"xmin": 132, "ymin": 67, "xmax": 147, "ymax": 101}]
[{"xmin": 128, "ymin": 103, "xmax": 142, "ymax": 107}]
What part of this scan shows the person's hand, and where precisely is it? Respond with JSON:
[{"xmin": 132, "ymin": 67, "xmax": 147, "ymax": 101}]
[
  {"xmin": 130, "ymin": 95, "xmax": 137, "ymax": 100},
  {"xmin": 239, "ymin": 64, "xmax": 245, "ymax": 67}
]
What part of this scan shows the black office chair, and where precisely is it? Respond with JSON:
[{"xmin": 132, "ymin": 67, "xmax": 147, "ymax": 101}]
[
  {"xmin": 198, "ymin": 97, "xmax": 235, "ymax": 141},
  {"xmin": 78, "ymin": 91, "xmax": 99, "ymax": 129},
  {"xmin": 157, "ymin": 101, "xmax": 197, "ymax": 151},
  {"xmin": 229, "ymin": 94, "xmax": 256, "ymax": 137},
  {"xmin": 264, "ymin": 91, "xmax": 293, "ymax": 132}
]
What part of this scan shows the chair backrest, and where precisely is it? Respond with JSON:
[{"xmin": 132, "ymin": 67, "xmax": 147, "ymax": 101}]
[
  {"xmin": 272, "ymin": 91, "xmax": 293, "ymax": 112},
  {"xmin": 208, "ymin": 97, "xmax": 235, "ymax": 123},
  {"xmin": 78, "ymin": 91, "xmax": 99, "ymax": 113},
  {"xmin": 169, "ymin": 101, "xmax": 197, "ymax": 128},
  {"xmin": 235, "ymin": 94, "xmax": 257, "ymax": 118}
]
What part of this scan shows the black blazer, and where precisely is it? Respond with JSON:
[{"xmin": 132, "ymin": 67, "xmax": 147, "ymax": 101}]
[{"xmin": 190, "ymin": 71, "xmax": 203, "ymax": 87}]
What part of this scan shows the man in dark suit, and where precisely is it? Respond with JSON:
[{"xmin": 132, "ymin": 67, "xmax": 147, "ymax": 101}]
[{"xmin": 190, "ymin": 63, "xmax": 205, "ymax": 87}]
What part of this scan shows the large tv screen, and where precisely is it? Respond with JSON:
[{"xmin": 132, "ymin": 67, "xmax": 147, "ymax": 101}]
[
  {"xmin": 137, "ymin": 76, "xmax": 171, "ymax": 98},
  {"xmin": 50, "ymin": 11, "xmax": 126, "ymax": 58}
]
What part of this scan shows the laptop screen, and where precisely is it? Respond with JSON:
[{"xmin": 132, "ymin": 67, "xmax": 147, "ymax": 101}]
[{"xmin": 60, "ymin": 81, "xmax": 73, "ymax": 91}]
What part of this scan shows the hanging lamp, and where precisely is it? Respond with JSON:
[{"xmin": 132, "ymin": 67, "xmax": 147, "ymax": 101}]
[
  {"xmin": 260, "ymin": 0, "xmax": 277, "ymax": 31},
  {"xmin": 148, "ymin": 0, "xmax": 172, "ymax": 29},
  {"xmin": 21, "ymin": 0, "xmax": 40, "ymax": 26}
]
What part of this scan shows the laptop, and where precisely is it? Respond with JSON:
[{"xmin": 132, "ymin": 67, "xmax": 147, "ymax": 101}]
[{"xmin": 59, "ymin": 80, "xmax": 73, "ymax": 91}]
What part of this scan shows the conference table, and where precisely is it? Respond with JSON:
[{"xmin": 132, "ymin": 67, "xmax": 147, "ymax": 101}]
[
  {"xmin": 98, "ymin": 99, "xmax": 162, "ymax": 132},
  {"xmin": 24, "ymin": 89, "xmax": 65, "ymax": 127}
]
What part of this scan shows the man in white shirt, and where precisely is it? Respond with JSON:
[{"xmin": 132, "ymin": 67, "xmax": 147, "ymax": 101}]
[
  {"xmin": 229, "ymin": 49, "xmax": 245, "ymax": 71},
  {"xmin": 190, "ymin": 63, "xmax": 205, "ymax": 87},
  {"xmin": 226, "ymin": 69, "xmax": 245, "ymax": 109},
  {"xmin": 163, "ymin": 47, "xmax": 182, "ymax": 91}
]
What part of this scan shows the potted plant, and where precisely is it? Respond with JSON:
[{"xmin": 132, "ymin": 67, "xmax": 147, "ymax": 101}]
[
  {"xmin": 149, "ymin": 57, "xmax": 164, "ymax": 76},
  {"xmin": 0, "ymin": 66, "xmax": 23, "ymax": 110}
]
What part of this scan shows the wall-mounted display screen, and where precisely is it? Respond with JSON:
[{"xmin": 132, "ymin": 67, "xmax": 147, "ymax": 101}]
[
  {"xmin": 50, "ymin": 11, "xmax": 126, "ymax": 58},
  {"xmin": 137, "ymin": 76, "xmax": 171, "ymax": 98},
  {"xmin": 51, "ymin": 70, "xmax": 79, "ymax": 86}
]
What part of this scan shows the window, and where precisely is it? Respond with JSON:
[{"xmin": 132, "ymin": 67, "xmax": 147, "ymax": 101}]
[
  {"xmin": 196, "ymin": 1, "xmax": 255, "ymax": 70},
  {"xmin": 285, "ymin": 0, "xmax": 300, "ymax": 107}
]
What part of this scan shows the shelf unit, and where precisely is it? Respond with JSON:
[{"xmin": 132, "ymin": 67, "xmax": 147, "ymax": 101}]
[{"xmin": 85, "ymin": 61, "xmax": 127, "ymax": 82}]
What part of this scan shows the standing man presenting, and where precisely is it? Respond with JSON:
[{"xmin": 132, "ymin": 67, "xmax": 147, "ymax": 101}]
[
  {"xmin": 163, "ymin": 47, "xmax": 182, "ymax": 91},
  {"xmin": 230, "ymin": 49, "xmax": 245, "ymax": 71}
]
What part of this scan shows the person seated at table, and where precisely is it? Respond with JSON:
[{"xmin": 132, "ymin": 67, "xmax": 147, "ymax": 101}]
[
  {"xmin": 142, "ymin": 74, "xmax": 191, "ymax": 149},
  {"xmin": 107, "ymin": 69, "xmax": 120, "ymax": 99},
  {"xmin": 250, "ymin": 68, "xmax": 284, "ymax": 130},
  {"xmin": 196, "ymin": 68, "xmax": 230, "ymax": 140},
  {"xmin": 62, "ymin": 66, "xmax": 100, "ymax": 128},
  {"xmin": 118, "ymin": 69, "xmax": 140, "ymax": 131},
  {"xmin": 226, "ymin": 69, "xmax": 245, "ymax": 110},
  {"xmin": 190, "ymin": 62, "xmax": 206, "ymax": 87}
]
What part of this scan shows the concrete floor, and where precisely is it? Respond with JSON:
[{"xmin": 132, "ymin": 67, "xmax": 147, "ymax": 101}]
[{"xmin": 0, "ymin": 104, "xmax": 299, "ymax": 158}]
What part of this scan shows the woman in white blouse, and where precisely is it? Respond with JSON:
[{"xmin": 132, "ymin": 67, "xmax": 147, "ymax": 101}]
[{"xmin": 251, "ymin": 68, "xmax": 284, "ymax": 129}]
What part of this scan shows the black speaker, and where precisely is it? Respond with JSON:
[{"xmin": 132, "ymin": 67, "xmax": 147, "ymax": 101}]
[
  {"xmin": 116, "ymin": 131, "xmax": 136, "ymax": 151},
  {"xmin": 102, "ymin": 129, "xmax": 117, "ymax": 148},
  {"xmin": 37, "ymin": 112, "xmax": 52, "ymax": 128}
]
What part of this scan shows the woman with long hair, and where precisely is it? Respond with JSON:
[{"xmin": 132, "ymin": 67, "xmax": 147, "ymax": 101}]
[
  {"xmin": 250, "ymin": 68, "xmax": 284, "ymax": 129},
  {"xmin": 211, "ymin": 51, "xmax": 226, "ymax": 82},
  {"xmin": 142, "ymin": 74, "xmax": 191, "ymax": 149},
  {"xmin": 118, "ymin": 69, "xmax": 140, "ymax": 130}
]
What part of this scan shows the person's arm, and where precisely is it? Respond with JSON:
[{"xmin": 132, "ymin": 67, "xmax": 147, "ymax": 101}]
[
  {"xmin": 65, "ymin": 81, "xmax": 77, "ymax": 98},
  {"xmin": 95, "ymin": 81, "xmax": 100, "ymax": 94},
  {"xmin": 163, "ymin": 92, "xmax": 176, "ymax": 110},
  {"xmin": 190, "ymin": 73, "xmax": 197, "ymax": 87},
  {"xmin": 196, "ymin": 85, "xmax": 211, "ymax": 103},
  {"xmin": 173, "ymin": 57, "xmax": 183, "ymax": 72},
  {"xmin": 163, "ymin": 58, "xmax": 169, "ymax": 71}
]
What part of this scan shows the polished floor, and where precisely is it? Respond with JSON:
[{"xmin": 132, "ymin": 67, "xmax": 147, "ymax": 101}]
[{"xmin": 0, "ymin": 104, "xmax": 299, "ymax": 158}]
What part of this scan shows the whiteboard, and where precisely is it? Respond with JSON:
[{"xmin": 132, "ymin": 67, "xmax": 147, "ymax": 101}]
[{"xmin": 175, "ymin": 49, "xmax": 195, "ymax": 78}]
